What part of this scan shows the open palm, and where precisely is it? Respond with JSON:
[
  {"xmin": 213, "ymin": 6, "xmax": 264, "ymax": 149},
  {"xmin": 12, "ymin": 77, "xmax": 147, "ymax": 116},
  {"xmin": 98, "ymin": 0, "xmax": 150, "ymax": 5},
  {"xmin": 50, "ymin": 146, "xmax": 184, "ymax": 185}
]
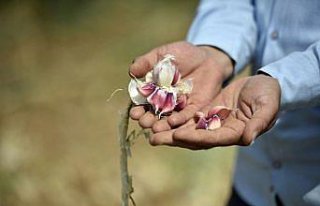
[
  {"xmin": 130, "ymin": 41, "xmax": 233, "ymax": 132},
  {"xmin": 148, "ymin": 75, "xmax": 281, "ymax": 150}
]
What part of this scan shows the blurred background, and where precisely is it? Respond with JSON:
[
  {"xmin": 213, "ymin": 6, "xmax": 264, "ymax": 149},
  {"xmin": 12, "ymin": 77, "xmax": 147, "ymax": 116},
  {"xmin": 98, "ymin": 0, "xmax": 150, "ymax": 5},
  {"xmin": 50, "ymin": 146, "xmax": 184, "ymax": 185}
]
[{"xmin": 0, "ymin": 1, "xmax": 237, "ymax": 205}]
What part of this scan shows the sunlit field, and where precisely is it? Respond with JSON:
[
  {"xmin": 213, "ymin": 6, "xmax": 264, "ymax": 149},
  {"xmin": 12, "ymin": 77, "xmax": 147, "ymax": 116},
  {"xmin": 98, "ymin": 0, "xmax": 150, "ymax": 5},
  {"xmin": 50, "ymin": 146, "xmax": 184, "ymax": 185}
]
[{"xmin": 0, "ymin": 1, "xmax": 238, "ymax": 205}]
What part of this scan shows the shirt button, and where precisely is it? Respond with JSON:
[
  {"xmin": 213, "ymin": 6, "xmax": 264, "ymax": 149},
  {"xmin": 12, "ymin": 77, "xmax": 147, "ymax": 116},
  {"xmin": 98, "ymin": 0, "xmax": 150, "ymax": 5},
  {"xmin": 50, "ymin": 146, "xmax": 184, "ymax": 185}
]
[
  {"xmin": 272, "ymin": 160, "xmax": 282, "ymax": 169},
  {"xmin": 271, "ymin": 30, "xmax": 279, "ymax": 40}
]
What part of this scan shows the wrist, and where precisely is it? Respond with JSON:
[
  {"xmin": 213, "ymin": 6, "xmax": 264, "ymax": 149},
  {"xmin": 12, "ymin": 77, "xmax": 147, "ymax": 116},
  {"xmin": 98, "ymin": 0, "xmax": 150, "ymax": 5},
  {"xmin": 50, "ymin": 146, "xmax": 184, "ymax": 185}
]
[{"xmin": 199, "ymin": 45, "xmax": 234, "ymax": 81}]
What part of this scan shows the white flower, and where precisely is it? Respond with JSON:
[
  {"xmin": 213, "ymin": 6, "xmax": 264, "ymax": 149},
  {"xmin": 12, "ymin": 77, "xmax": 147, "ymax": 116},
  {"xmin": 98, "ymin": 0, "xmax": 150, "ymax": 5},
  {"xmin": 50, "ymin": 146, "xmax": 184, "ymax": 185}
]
[{"xmin": 128, "ymin": 54, "xmax": 193, "ymax": 117}]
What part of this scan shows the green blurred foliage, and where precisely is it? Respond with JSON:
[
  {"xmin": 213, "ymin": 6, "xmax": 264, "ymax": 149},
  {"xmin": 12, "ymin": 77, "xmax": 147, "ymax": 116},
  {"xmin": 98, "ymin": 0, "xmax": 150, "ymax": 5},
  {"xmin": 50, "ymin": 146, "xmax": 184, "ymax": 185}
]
[{"xmin": 0, "ymin": 1, "xmax": 236, "ymax": 206}]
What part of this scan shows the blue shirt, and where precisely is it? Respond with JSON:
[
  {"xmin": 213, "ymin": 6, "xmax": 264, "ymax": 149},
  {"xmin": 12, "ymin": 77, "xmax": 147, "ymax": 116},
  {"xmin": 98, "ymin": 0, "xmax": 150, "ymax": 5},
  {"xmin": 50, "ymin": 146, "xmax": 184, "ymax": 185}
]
[{"xmin": 187, "ymin": 0, "xmax": 320, "ymax": 205}]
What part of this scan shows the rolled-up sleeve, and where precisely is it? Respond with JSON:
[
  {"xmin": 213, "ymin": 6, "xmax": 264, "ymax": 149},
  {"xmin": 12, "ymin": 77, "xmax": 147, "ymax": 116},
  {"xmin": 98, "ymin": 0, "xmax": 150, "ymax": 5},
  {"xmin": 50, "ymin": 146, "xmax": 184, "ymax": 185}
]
[
  {"xmin": 259, "ymin": 41, "xmax": 320, "ymax": 110},
  {"xmin": 187, "ymin": 0, "xmax": 257, "ymax": 73}
]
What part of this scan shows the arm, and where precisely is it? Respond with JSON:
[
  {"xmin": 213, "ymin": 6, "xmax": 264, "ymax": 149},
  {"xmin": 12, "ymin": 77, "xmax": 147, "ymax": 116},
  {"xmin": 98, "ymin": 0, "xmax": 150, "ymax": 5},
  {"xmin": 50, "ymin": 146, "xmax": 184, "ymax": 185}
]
[
  {"xmin": 259, "ymin": 41, "xmax": 320, "ymax": 110},
  {"xmin": 130, "ymin": 0, "xmax": 257, "ymax": 141},
  {"xmin": 187, "ymin": 0, "xmax": 257, "ymax": 73}
]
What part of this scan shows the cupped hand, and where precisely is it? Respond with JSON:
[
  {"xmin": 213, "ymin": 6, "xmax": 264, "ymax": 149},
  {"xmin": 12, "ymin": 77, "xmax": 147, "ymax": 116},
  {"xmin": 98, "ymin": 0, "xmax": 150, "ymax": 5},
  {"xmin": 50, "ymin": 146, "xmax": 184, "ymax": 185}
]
[
  {"xmin": 149, "ymin": 75, "xmax": 281, "ymax": 150},
  {"xmin": 129, "ymin": 41, "xmax": 233, "ymax": 132}
]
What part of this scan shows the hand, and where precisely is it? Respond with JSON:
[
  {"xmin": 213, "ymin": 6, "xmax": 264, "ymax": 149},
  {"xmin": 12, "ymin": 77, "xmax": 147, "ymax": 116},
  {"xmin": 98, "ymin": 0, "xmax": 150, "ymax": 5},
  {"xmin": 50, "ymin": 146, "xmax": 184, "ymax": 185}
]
[
  {"xmin": 149, "ymin": 75, "xmax": 281, "ymax": 150},
  {"xmin": 129, "ymin": 41, "xmax": 233, "ymax": 132}
]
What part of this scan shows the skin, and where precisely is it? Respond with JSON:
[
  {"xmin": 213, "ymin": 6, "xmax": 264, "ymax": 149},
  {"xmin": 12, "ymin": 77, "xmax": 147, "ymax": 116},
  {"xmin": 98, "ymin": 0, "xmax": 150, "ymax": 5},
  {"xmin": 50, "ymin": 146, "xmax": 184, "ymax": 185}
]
[
  {"xmin": 129, "ymin": 41, "xmax": 233, "ymax": 133},
  {"xmin": 149, "ymin": 75, "xmax": 281, "ymax": 150}
]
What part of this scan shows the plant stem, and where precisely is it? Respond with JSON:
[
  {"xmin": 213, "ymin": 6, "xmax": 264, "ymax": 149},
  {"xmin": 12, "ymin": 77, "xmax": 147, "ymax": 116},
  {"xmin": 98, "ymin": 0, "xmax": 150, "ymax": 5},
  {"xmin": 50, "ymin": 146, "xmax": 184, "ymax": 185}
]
[{"xmin": 118, "ymin": 102, "xmax": 134, "ymax": 206}]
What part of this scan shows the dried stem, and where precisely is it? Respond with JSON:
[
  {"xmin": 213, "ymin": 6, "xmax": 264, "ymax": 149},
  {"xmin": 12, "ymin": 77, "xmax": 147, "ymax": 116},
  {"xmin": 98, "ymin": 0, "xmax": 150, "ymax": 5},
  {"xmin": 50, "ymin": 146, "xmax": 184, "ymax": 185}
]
[{"xmin": 118, "ymin": 102, "xmax": 135, "ymax": 206}]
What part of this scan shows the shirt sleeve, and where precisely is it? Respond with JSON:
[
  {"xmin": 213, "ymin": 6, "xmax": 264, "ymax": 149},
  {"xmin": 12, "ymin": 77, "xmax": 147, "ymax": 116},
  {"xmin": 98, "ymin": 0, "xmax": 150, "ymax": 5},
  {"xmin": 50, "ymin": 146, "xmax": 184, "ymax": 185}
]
[
  {"xmin": 258, "ymin": 41, "xmax": 320, "ymax": 111},
  {"xmin": 187, "ymin": 0, "xmax": 257, "ymax": 73}
]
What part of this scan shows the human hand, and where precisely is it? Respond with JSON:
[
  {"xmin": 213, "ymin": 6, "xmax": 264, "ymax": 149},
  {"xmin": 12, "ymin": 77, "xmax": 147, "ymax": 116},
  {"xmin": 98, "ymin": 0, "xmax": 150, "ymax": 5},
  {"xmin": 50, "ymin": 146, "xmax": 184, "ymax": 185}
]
[
  {"xmin": 129, "ymin": 41, "xmax": 233, "ymax": 132},
  {"xmin": 149, "ymin": 75, "xmax": 281, "ymax": 150}
]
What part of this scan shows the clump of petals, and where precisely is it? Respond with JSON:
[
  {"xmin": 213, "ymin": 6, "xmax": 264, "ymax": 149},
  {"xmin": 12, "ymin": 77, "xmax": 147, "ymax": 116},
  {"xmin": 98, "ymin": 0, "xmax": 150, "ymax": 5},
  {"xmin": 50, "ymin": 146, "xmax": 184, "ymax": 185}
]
[
  {"xmin": 196, "ymin": 107, "xmax": 232, "ymax": 130},
  {"xmin": 128, "ymin": 54, "xmax": 192, "ymax": 118}
]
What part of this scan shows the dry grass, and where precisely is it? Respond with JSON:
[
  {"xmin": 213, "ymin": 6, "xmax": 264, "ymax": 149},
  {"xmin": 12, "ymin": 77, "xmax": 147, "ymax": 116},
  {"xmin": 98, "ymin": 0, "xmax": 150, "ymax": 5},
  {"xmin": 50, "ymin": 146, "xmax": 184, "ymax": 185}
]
[{"xmin": 0, "ymin": 1, "xmax": 237, "ymax": 205}]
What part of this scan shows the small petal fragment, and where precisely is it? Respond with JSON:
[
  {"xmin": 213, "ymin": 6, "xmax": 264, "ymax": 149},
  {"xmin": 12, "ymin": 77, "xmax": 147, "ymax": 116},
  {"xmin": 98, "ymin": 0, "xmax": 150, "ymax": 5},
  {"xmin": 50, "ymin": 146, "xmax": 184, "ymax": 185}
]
[
  {"xmin": 196, "ymin": 117, "xmax": 208, "ymax": 129},
  {"xmin": 176, "ymin": 94, "xmax": 187, "ymax": 111},
  {"xmin": 208, "ymin": 106, "xmax": 232, "ymax": 120},
  {"xmin": 196, "ymin": 106, "xmax": 232, "ymax": 130},
  {"xmin": 138, "ymin": 82, "xmax": 156, "ymax": 97},
  {"xmin": 171, "ymin": 68, "xmax": 181, "ymax": 86},
  {"xmin": 208, "ymin": 116, "xmax": 221, "ymax": 130},
  {"xmin": 128, "ymin": 79, "xmax": 147, "ymax": 105}
]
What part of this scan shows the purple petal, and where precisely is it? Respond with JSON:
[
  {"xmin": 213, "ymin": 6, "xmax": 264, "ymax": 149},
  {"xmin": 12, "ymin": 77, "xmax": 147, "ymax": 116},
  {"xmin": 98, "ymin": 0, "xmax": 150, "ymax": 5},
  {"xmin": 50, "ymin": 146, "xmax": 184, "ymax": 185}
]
[
  {"xmin": 128, "ymin": 79, "xmax": 147, "ymax": 105},
  {"xmin": 171, "ymin": 68, "xmax": 181, "ymax": 85},
  {"xmin": 147, "ymin": 88, "xmax": 167, "ymax": 113},
  {"xmin": 196, "ymin": 117, "xmax": 209, "ymax": 129},
  {"xmin": 138, "ymin": 82, "xmax": 156, "ymax": 97},
  {"xmin": 208, "ymin": 106, "xmax": 232, "ymax": 120},
  {"xmin": 175, "ymin": 94, "xmax": 187, "ymax": 111},
  {"xmin": 160, "ymin": 92, "xmax": 177, "ymax": 115}
]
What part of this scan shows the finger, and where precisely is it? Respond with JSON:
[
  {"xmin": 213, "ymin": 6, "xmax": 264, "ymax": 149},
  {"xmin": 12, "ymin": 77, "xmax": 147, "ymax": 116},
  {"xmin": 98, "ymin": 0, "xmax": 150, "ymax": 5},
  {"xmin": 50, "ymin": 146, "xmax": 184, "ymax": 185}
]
[
  {"xmin": 149, "ymin": 130, "xmax": 201, "ymax": 150},
  {"xmin": 138, "ymin": 111, "xmax": 157, "ymax": 128},
  {"xmin": 242, "ymin": 104, "xmax": 278, "ymax": 145},
  {"xmin": 130, "ymin": 106, "xmax": 146, "ymax": 120},
  {"xmin": 149, "ymin": 130, "xmax": 175, "ymax": 146},
  {"xmin": 168, "ymin": 104, "xmax": 199, "ymax": 127},
  {"xmin": 129, "ymin": 51, "xmax": 158, "ymax": 78},
  {"xmin": 153, "ymin": 113, "xmax": 197, "ymax": 133},
  {"xmin": 152, "ymin": 119, "xmax": 171, "ymax": 133},
  {"xmin": 173, "ymin": 117, "xmax": 245, "ymax": 147}
]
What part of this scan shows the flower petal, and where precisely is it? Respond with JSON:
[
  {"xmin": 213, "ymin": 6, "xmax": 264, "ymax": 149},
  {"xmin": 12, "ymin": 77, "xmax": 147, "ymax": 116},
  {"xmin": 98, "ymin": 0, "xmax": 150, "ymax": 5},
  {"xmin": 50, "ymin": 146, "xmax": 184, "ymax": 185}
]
[
  {"xmin": 171, "ymin": 68, "xmax": 181, "ymax": 86},
  {"xmin": 208, "ymin": 106, "xmax": 232, "ymax": 120},
  {"xmin": 176, "ymin": 94, "xmax": 187, "ymax": 111},
  {"xmin": 160, "ymin": 92, "xmax": 177, "ymax": 115},
  {"xmin": 128, "ymin": 79, "xmax": 147, "ymax": 105},
  {"xmin": 153, "ymin": 54, "xmax": 176, "ymax": 87},
  {"xmin": 138, "ymin": 82, "xmax": 156, "ymax": 97},
  {"xmin": 196, "ymin": 117, "xmax": 209, "ymax": 129},
  {"xmin": 147, "ymin": 88, "xmax": 167, "ymax": 114},
  {"xmin": 208, "ymin": 116, "xmax": 221, "ymax": 130},
  {"xmin": 145, "ymin": 71, "xmax": 153, "ymax": 83}
]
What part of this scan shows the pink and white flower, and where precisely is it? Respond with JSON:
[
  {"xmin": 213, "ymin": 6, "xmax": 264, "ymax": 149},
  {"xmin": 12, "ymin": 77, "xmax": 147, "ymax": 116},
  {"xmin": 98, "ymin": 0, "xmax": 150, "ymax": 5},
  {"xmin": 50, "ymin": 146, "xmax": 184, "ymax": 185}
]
[
  {"xmin": 128, "ymin": 54, "xmax": 192, "ymax": 118},
  {"xmin": 195, "ymin": 106, "xmax": 232, "ymax": 130}
]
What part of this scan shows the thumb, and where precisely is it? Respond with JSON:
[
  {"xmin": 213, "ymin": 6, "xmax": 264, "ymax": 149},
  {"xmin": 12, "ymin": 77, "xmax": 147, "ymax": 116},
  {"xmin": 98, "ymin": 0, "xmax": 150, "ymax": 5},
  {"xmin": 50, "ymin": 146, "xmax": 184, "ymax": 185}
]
[
  {"xmin": 241, "ymin": 104, "xmax": 278, "ymax": 145},
  {"xmin": 129, "ymin": 50, "xmax": 159, "ymax": 78}
]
